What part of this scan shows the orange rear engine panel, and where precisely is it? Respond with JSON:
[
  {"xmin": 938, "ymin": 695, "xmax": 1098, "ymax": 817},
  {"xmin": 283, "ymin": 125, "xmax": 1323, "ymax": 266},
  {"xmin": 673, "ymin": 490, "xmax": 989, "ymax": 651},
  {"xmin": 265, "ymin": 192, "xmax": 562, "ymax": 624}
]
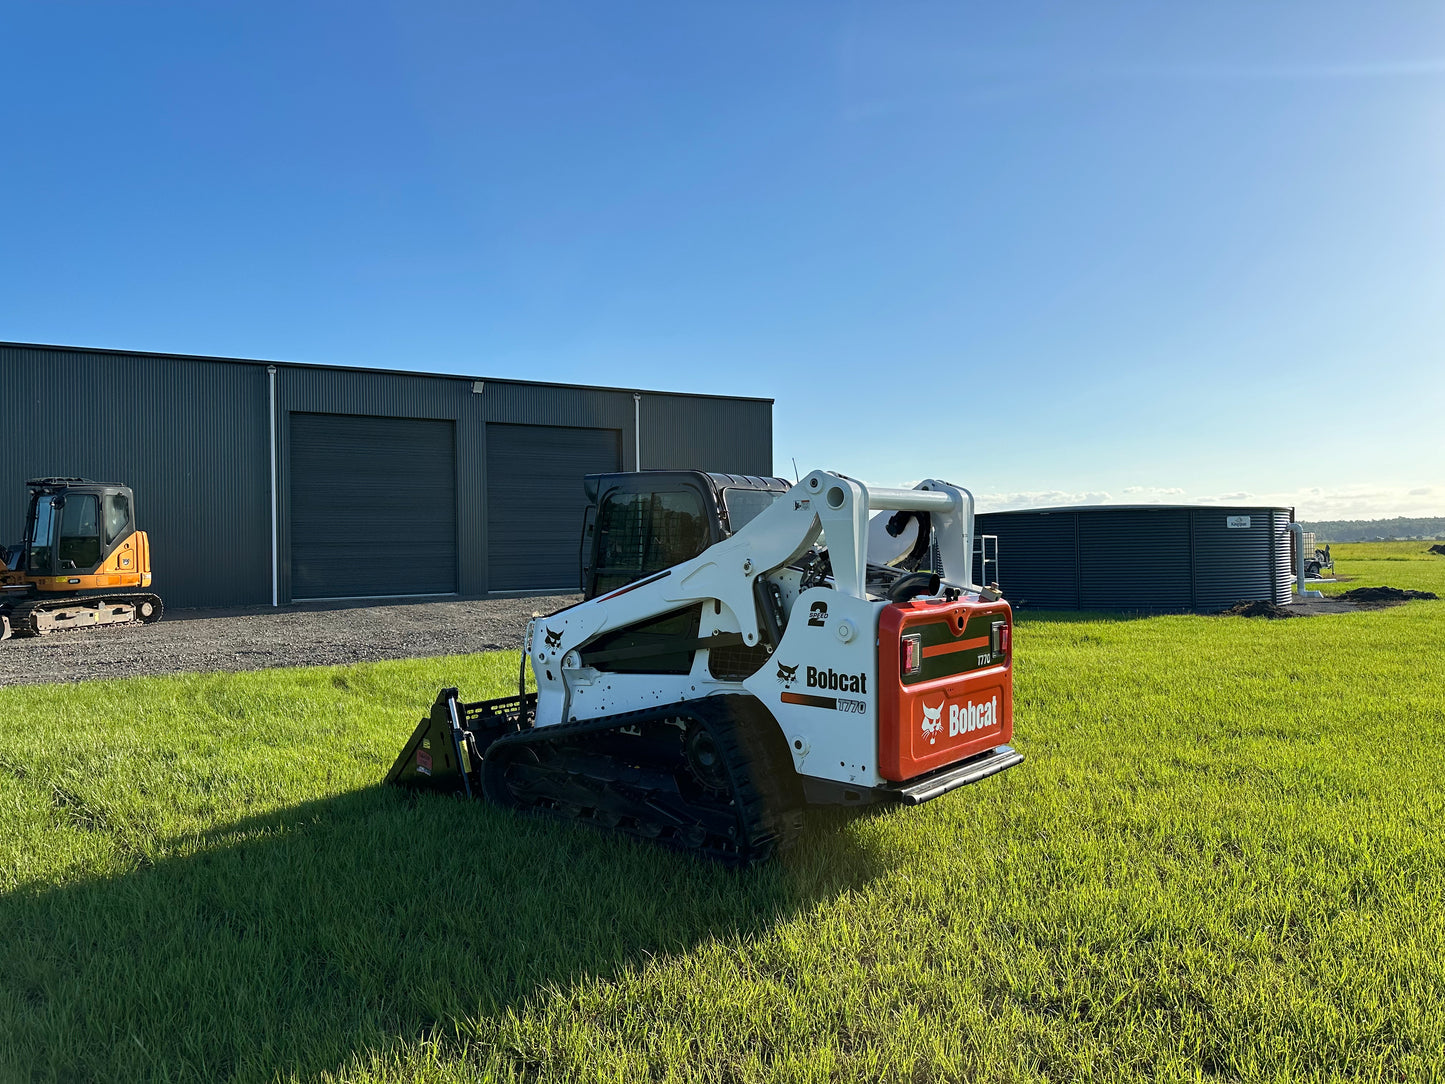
[{"xmin": 877, "ymin": 596, "xmax": 1013, "ymax": 782}]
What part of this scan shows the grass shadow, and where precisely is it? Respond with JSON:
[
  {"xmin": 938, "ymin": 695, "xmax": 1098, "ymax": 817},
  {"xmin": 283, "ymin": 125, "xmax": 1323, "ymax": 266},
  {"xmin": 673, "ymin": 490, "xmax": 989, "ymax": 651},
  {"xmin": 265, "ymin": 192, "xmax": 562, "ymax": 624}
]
[{"xmin": 1, "ymin": 784, "xmax": 884, "ymax": 1082}]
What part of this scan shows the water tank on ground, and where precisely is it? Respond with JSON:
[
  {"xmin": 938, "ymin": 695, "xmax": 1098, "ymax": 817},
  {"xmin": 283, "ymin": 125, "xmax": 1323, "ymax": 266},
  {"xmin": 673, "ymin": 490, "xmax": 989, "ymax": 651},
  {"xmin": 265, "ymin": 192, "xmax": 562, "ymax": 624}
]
[{"xmin": 971, "ymin": 505, "xmax": 1294, "ymax": 612}]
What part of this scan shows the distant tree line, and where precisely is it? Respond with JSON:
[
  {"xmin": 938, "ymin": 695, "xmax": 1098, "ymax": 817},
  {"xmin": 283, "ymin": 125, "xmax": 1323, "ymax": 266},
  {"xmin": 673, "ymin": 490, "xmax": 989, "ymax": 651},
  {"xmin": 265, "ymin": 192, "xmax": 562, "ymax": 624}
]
[{"xmin": 1298, "ymin": 517, "xmax": 1445, "ymax": 542}]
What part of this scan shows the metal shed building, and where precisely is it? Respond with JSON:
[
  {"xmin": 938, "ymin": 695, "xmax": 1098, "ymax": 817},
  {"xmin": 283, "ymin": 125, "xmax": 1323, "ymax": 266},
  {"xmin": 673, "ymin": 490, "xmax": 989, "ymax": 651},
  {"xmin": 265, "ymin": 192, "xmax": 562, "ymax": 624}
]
[
  {"xmin": 973, "ymin": 505, "xmax": 1295, "ymax": 612},
  {"xmin": 0, "ymin": 342, "xmax": 773, "ymax": 609}
]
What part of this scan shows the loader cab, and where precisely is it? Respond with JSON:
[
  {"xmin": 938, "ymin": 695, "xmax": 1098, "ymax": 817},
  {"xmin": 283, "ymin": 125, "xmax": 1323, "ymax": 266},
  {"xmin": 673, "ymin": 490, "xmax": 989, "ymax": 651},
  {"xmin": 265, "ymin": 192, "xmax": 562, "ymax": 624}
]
[
  {"xmin": 16, "ymin": 478, "xmax": 137, "ymax": 580},
  {"xmin": 580, "ymin": 470, "xmax": 791, "ymax": 600}
]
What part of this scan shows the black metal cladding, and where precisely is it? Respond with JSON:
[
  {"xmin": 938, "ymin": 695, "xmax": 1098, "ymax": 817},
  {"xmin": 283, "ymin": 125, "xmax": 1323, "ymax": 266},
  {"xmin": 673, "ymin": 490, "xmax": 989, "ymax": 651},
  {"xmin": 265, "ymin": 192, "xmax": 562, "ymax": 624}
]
[
  {"xmin": 972, "ymin": 511, "xmax": 1080, "ymax": 608},
  {"xmin": 641, "ymin": 396, "xmax": 773, "ymax": 475},
  {"xmin": 974, "ymin": 505, "xmax": 1295, "ymax": 612},
  {"xmin": 1190, "ymin": 508, "xmax": 1276, "ymax": 611},
  {"xmin": 1271, "ymin": 509, "xmax": 1294, "ymax": 603},
  {"xmin": 0, "ymin": 345, "xmax": 271, "ymax": 609},
  {"xmin": 1, "ymin": 342, "xmax": 772, "ymax": 608}
]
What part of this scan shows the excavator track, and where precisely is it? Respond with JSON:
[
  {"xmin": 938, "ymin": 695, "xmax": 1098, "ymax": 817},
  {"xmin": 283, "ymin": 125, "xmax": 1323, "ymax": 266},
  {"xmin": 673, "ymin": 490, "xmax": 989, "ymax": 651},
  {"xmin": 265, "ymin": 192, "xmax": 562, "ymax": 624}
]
[
  {"xmin": 481, "ymin": 695, "xmax": 803, "ymax": 865},
  {"xmin": 3, "ymin": 593, "xmax": 163, "ymax": 638}
]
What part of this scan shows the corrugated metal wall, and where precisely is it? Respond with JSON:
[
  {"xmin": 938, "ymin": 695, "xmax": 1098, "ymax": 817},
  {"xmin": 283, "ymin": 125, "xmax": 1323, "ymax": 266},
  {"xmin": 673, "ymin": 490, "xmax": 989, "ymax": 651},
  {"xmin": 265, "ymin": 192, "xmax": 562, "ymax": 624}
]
[
  {"xmin": 0, "ymin": 345, "xmax": 271, "ymax": 608},
  {"xmin": 974, "ymin": 506, "xmax": 1294, "ymax": 612},
  {"xmin": 1, "ymin": 343, "xmax": 773, "ymax": 608},
  {"xmin": 641, "ymin": 395, "xmax": 773, "ymax": 474},
  {"xmin": 974, "ymin": 510, "xmax": 1080, "ymax": 608},
  {"xmin": 1271, "ymin": 510, "xmax": 1295, "ymax": 604},
  {"xmin": 1189, "ymin": 508, "xmax": 1279, "ymax": 610},
  {"xmin": 1081, "ymin": 508, "xmax": 1194, "ymax": 610}
]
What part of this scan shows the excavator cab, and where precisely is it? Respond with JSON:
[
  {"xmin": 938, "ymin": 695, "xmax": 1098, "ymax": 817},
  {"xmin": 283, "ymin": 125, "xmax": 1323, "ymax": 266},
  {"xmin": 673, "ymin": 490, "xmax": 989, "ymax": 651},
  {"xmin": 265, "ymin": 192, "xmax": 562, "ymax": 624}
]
[
  {"xmin": 1, "ymin": 478, "xmax": 159, "ymax": 639},
  {"xmin": 12, "ymin": 478, "xmax": 144, "ymax": 585}
]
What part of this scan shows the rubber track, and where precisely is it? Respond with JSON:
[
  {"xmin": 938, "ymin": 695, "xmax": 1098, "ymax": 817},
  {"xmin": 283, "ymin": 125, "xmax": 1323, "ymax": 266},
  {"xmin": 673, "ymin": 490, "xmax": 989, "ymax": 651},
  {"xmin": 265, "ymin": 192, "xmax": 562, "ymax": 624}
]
[
  {"xmin": 4, "ymin": 593, "xmax": 164, "ymax": 638},
  {"xmin": 482, "ymin": 695, "xmax": 802, "ymax": 865}
]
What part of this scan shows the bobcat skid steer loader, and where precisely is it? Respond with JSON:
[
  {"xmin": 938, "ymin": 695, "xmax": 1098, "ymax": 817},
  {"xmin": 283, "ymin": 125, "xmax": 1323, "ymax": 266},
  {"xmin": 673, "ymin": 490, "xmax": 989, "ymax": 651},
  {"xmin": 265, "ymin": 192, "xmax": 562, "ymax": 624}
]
[{"xmin": 388, "ymin": 469, "xmax": 1021, "ymax": 864}]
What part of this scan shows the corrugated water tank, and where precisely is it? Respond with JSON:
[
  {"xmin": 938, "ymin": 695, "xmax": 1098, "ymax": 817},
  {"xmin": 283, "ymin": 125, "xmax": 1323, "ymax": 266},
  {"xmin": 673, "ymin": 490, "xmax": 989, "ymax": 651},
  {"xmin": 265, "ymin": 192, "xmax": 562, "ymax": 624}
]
[{"xmin": 972, "ymin": 505, "xmax": 1295, "ymax": 612}]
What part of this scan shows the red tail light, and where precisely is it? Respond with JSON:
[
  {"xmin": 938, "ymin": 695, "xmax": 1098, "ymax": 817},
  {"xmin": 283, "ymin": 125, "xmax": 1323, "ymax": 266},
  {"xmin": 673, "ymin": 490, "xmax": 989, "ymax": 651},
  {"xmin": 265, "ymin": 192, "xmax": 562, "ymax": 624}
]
[
  {"xmin": 991, "ymin": 620, "xmax": 1011, "ymax": 656},
  {"xmin": 902, "ymin": 633, "xmax": 922, "ymax": 676}
]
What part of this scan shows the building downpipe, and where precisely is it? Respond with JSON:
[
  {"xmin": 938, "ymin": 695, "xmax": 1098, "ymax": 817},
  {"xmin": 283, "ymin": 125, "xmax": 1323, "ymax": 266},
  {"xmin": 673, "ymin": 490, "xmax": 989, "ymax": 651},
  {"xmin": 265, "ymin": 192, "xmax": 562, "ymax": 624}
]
[
  {"xmin": 633, "ymin": 392, "xmax": 642, "ymax": 471},
  {"xmin": 267, "ymin": 365, "xmax": 279, "ymax": 606}
]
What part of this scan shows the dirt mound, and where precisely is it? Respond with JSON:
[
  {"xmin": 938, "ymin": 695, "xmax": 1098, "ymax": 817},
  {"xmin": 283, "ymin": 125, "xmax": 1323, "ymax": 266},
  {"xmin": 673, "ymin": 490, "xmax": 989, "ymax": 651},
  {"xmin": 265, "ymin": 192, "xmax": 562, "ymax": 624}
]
[
  {"xmin": 1337, "ymin": 586, "xmax": 1438, "ymax": 603},
  {"xmin": 1428, "ymin": 544, "xmax": 1445, "ymax": 556},
  {"xmin": 1219, "ymin": 600, "xmax": 1298, "ymax": 619}
]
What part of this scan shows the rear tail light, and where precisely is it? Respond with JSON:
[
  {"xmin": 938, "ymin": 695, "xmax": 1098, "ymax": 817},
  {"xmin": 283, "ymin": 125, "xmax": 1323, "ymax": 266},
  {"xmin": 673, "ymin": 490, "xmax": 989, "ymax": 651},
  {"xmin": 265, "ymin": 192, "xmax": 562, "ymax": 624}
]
[
  {"xmin": 902, "ymin": 633, "xmax": 922, "ymax": 676},
  {"xmin": 991, "ymin": 620, "xmax": 1011, "ymax": 656}
]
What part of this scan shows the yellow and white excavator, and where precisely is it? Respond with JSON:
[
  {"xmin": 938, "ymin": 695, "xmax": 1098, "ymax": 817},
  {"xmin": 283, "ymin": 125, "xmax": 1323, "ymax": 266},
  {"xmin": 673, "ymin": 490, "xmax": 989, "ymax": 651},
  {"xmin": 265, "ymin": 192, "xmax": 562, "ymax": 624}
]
[{"xmin": 0, "ymin": 477, "xmax": 162, "ymax": 640}]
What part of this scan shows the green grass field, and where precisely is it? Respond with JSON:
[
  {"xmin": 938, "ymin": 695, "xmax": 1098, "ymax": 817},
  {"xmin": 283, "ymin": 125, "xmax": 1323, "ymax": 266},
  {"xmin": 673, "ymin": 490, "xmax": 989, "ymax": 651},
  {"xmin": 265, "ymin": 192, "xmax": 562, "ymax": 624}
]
[
  {"xmin": 3, "ymin": 543, "xmax": 1444, "ymax": 1082},
  {"xmin": 1313, "ymin": 541, "xmax": 1445, "ymax": 596}
]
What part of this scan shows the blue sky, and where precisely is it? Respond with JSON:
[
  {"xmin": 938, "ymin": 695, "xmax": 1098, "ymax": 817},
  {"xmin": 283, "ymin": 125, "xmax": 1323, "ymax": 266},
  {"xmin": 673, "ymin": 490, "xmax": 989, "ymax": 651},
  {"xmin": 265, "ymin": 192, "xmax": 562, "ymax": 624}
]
[{"xmin": 3, "ymin": 2, "xmax": 1441, "ymax": 518}]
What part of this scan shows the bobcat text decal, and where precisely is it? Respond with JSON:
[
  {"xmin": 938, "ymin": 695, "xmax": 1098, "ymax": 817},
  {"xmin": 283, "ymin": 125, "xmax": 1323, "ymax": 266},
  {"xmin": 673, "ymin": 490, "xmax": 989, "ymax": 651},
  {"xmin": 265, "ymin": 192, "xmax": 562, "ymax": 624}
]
[
  {"xmin": 948, "ymin": 696, "xmax": 999, "ymax": 736},
  {"xmin": 806, "ymin": 666, "xmax": 866, "ymax": 694},
  {"xmin": 919, "ymin": 695, "xmax": 1001, "ymax": 742},
  {"xmin": 778, "ymin": 663, "xmax": 870, "ymax": 713}
]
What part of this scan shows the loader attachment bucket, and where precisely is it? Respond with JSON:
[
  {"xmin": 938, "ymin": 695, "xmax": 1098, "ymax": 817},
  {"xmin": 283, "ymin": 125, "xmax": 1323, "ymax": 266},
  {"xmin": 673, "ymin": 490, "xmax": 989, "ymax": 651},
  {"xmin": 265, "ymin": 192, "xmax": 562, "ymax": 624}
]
[
  {"xmin": 386, "ymin": 686, "xmax": 536, "ymax": 798},
  {"xmin": 386, "ymin": 687, "xmax": 475, "ymax": 796}
]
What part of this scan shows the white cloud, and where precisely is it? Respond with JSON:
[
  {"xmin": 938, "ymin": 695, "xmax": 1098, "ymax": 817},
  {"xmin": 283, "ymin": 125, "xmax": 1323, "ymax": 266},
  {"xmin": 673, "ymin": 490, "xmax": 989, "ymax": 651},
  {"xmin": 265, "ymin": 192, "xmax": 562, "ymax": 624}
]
[
  {"xmin": 976, "ymin": 490, "xmax": 1113, "ymax": 511},
  {"xmin": 1195, "ymin": 486, "xmax": 1445, "ymax": 520},
  {"xmin": 1282, "ymin": 485, "xmax": 1445, "ymax": 520}
]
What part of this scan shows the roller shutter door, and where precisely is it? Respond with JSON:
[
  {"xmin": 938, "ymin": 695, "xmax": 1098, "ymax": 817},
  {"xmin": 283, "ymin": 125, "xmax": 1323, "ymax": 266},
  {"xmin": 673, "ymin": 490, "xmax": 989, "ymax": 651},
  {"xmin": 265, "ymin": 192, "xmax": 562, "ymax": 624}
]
[
  {"xmin": 290, "ymin": 413, "xmax": 457, "ymax": 599},
  {"xmin": 487, "ymin": 424, "xmax": 621, "ymax": 590}
]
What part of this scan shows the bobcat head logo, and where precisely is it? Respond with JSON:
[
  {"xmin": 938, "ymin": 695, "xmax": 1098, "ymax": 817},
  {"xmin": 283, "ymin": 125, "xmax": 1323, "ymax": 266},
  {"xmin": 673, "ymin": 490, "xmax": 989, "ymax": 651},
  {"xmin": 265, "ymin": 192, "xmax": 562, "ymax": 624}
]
[
  {"xmin": 776, "ymin": 662, "xmax": 799, "ymax": 687},
  {"xmin": 544, "ymin": 627, "xmax": 564, "ymax": 649},
  {"xmin": 920, "ymin": 699, "xmax": 944, "ymax": 744}
]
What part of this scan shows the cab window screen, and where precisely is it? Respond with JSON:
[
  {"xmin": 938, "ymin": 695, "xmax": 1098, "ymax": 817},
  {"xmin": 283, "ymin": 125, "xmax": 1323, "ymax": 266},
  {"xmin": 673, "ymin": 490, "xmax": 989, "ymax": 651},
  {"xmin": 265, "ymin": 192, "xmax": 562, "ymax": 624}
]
[
  {"xmin": 594, "ymin": 490, "xmax": 708, "ymax": 595},
  {"xmin": 105, "ymin": 493, "xmax": 131, "ymax": 544},
  {"xmin": 722, "ymin": 488, "xmax": 781, "ymax": 533},
  {"xmin": 27, "ymin": 497, "xmax": 57, "ymax": 573},
  {"xmin": 58, "ymin": 495, "xmax": 102, "ymax": 570}
]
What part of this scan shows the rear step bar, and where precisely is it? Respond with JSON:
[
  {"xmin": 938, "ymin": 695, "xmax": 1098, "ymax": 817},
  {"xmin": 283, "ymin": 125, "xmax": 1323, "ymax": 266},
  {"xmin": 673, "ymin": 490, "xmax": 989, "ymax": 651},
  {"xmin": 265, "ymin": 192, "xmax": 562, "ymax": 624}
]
[{"xmin": 885, "ymin": 745, "xmax": 1024, "ymax": 804}]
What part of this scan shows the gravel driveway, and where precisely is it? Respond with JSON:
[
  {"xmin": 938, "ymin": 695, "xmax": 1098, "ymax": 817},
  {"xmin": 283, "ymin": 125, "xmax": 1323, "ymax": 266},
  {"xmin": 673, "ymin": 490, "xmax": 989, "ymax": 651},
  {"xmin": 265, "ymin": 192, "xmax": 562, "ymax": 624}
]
[{"xmin": 0, "ymin": 594, "xmax": 578, "ymax": 687}]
